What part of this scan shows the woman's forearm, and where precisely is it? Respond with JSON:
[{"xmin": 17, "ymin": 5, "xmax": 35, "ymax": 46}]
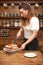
[
  {"xmin": 24, "ymin": 31, "xmax": 38, "ymax": 45},
  {"xmin": 17, "ymin": 27, "xmax": 23, "ymax": 36},
  {"xmin": 16, "ymin": 27, "xmax": 23, "ymax": 38}
]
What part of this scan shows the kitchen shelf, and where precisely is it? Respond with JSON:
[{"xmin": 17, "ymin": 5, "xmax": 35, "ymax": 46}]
[
  {"xmin": 38, "ymin": 17, "xmax": 43, "ymax": 19},
  {"xmin": 0, "ymin": 17, "xmax": 21, "ymax": 19},
  {"xmin": 0, "ymin": 16, "xmax": 43, "ymax": 19},
  {"xmin": 0, "ymin": 36, "xmax": 23, "ymax": 39},
  {"xmin": 40, "ymin": 27, "xmax": 43, "ymax": 30},
  {"xmin": 0, "ymin": 26, "xmax": 43, "ymax": 30},
  {"xmin": 0, "ymin": 26, "xmax": 20, "ymax": 29},
  {"xmin": 0, "ymin": 0, "xmax": 43, "ymax": 5}
]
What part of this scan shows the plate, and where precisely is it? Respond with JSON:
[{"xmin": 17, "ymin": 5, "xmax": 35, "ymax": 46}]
[
  {"xmin": 24, "ymin": 52, "xmax": 37, "ymax": 58},
  {"xmin": 3, "ymin": 47, "xmax": 18, "ymax": 53}
]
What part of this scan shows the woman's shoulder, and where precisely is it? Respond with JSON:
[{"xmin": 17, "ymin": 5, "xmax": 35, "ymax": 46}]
[
  {"xmin": 30, "ymin": 16, "xmax": 39, "ymax": 23},
  {"xmin": 31, "ymin": 16, "xmax": 39, "ymax": 20}
]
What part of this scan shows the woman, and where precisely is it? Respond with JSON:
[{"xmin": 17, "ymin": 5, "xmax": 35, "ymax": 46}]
[{"xmin": 16, "ymin": 3, "xmax": 39, "ymax": 50}]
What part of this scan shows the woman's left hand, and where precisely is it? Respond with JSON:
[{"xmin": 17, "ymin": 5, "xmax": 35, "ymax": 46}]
[{"xmin": 19, "ymin": 43, "xmax": 26, "ymax": 50}]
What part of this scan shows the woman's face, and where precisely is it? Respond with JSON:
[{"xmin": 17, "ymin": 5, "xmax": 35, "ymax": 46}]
[{"xmin": 19, "ymin": 8, "xmax": 29, "ymax": 18}]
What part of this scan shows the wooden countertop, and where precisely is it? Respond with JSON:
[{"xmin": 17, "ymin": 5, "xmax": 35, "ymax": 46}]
[{"xmin": 0, "ymin": 50, "xmax": 43, "ymax": 65}]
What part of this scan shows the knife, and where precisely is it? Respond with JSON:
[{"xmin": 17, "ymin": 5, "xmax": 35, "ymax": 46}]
[{"xmin": 13, "ymin": 38, "xmax": 18, "ymax": 44}]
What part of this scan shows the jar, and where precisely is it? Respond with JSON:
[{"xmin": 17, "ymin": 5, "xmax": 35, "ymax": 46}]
[
  {"xmin": 18, "ymin": 21, "xmax": 22, "ymax": 27},
  {"xmin": 14, "ymin": 20, "xmax": 18, "ymax": 27},
  {"xmin": 6, "ymin": 21, "xmax": 10, "ymax": 27},
  {"xmin": 4, "ymin": 12, "xmax": 8, "ymax": 17},
  {"xmin": 40, "ymin": 19, "xmax": 43, "ymax": 28},
  {"xmin": 35, "ymin": 3, "xmax": 39, "ymax": 8},
  {"xmin": 3, "ymin": 3, "xmax": 8, "ymax": 8},
  {"xmin": 11, "ymin": 13, "xmax": 14, "ymax": 17},
  {"xmin": 11, "ymin": 3, "xmax": 15, "ymax": 8},
  {"xmin": 10, "ymin": 20, "xmax": 14, "ymax": 27},
  {"xmin": 1, "ymin": 13, "xmax": 4, "ymax": 17},
  {"xmin": 0, "ymin": 21, "xmax": 2, "ymax": 26}
]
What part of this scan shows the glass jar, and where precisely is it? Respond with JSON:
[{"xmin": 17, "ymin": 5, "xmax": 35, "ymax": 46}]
[
  {"xmin": 6, "ymin": 21, "xmax": 10, "ymax": 27},
  {"xmin": 10, "ymin": 20, "xmax": 14, "ymax": 27},
  {"xmin": 14, "ymin": 20, "xmax": 18, "ymax": 27},
  {"xmin": 3, "ymin": 3, "xmax": 8, "ymax": 8},
  {"xmin": 11, "ymin": 3, "xmax": 15, "ymax": 8},
  {"xmin": 18, "ymin": 21, "xmax": 22, "ymax": 27}
]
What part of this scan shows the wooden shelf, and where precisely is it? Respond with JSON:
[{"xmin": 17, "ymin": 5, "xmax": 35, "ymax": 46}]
[
  {"xmin": 0, "ymin": 36, "xmax": 23, "ymax": 39},
  {"xmin": 0, "ymin": 26, "xmax": 20, "ymax": 29},
  {"xmin": 0, "ymin": 16, "xmax": 43, "ymax": 19},
  {"xmin": 0, "ymin": 0, "xmax": 43, "ymax": 4},
  {"xmin": 40, "ymin": 27, "xmax": 43, "ymax": 30},
  {"xmin": 38, "ymin": 17, "xmax": 43, "ymax": 19},
  {"xmin": 0, "ymin": 17, "xmax": 21, "ymax": 19}
]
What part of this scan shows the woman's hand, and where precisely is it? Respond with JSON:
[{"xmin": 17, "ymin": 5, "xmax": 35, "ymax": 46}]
[{"xmin": 19, "ymin": 43, "xmax": 26, "ymax": 50}]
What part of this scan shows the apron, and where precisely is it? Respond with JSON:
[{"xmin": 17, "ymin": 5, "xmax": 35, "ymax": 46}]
[{"xmin": 24, "ymin": 38, "xmax": 39, "ymax": 50}]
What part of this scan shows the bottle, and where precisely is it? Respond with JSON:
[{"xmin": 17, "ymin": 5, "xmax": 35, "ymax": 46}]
[{"xmin": 10, "ymin": 20, "xmax": 14, "ymax": 27}]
